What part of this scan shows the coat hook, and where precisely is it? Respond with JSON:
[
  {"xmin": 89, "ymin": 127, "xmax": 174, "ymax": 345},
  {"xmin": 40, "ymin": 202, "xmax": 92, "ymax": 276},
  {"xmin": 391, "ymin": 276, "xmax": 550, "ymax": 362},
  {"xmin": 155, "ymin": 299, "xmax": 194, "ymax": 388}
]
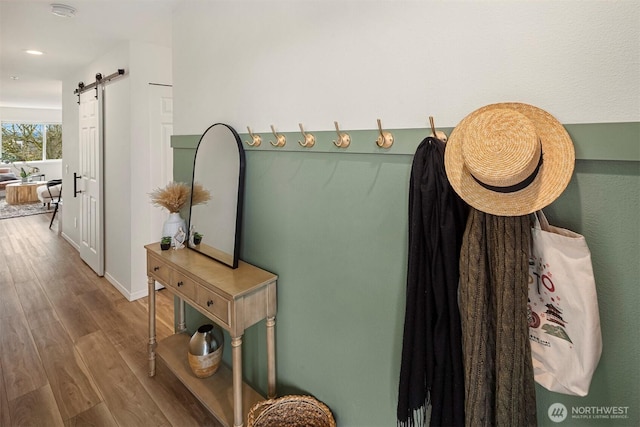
[
  {"xmin": 375, "ymin": 119, "xmax": 394, "ymax": 148},
  {"xmin": 429, "ymin": 116, "xmax": 448, "ymax": 143},
  {"xmin": 245, "ymin": 126, "xmax": 262, "ymax": 147},
  {"xmin": 333, "ymin": 121, "xmax": 351, "ymax": 148},
  {"xmin": 269, "ymin": 125, "xmax": 286, "ymax": 147},
  {"xmin": 298, "ymin": 123, "xmax": 315, "ymax": 148}
]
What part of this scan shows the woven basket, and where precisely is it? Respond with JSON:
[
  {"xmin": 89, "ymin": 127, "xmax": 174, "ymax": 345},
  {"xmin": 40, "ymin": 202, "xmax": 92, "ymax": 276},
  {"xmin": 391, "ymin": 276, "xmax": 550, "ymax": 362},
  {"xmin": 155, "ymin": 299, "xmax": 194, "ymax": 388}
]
[{"xmin": 247, "ymin": 395, "xmax": 336, "ymax": 427}]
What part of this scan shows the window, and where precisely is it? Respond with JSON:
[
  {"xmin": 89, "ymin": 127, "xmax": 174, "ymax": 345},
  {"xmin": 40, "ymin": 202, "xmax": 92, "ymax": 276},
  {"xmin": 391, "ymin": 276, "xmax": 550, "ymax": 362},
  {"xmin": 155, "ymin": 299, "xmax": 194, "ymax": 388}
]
[{"xmin": 1, "ymin": 122, "xmax": 62, "ymax": 162}]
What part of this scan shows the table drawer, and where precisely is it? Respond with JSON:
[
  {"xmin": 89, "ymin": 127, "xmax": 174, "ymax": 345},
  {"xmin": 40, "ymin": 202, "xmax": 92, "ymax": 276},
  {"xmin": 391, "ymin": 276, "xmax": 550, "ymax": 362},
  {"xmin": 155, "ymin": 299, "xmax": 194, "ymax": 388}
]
[
  {"xmin": 147, "ymin": 254, "xmax": 171, "ymax": 285},
  {"xmin": 196, "ymin": 287, "xmax": 231, "ymax": 327},
  {"xmin": 169, "ymin": 271, "xmax": 197, "ymax": 300}
]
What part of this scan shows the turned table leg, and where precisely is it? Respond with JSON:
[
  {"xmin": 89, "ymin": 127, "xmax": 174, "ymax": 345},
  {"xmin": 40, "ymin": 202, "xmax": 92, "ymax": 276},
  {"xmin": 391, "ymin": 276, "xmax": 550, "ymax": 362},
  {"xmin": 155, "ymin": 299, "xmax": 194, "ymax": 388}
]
[
  {"xmin": 266, "ymin": 316, "xmax": 276, "ymax": 399},
  {"xmin": 148, "ymin": 276, "xmax": 157, "ymax": 377},
  {"xmin": 232, "ymin": 335, "xmax": 244, "ymax": 427},
  {"xmin": 177, "ymin": 298, "xmax": 186, "ymax": 333}
]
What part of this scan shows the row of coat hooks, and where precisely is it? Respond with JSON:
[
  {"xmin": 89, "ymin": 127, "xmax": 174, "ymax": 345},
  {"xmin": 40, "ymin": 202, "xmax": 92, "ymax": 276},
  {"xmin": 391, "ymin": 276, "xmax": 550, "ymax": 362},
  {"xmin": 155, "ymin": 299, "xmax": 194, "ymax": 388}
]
[{"xmin": 244, "ymin": 117, "xmax": 447, "ymax": 149}]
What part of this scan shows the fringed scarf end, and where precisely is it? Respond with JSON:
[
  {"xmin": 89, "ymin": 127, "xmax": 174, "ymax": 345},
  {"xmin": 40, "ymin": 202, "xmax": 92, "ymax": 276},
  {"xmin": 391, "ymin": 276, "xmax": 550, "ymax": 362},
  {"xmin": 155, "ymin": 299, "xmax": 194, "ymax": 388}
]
[{"xmin": 397, "ymin": 406, "xmax": 428, "ymax": 427}]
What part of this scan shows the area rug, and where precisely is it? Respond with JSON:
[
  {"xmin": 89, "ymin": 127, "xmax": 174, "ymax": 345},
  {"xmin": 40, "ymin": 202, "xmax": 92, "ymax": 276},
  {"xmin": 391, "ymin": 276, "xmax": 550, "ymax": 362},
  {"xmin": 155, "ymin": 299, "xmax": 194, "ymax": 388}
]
[{"xmin": 0, "ymin": 198, "xmax": 53, "ymax": 220}]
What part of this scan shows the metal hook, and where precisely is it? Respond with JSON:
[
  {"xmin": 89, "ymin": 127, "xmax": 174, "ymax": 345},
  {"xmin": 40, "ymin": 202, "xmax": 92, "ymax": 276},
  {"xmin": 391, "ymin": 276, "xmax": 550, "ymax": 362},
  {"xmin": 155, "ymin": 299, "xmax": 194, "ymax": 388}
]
[
  {"xmin": 333, "ymin": 121, "xmax": 351, "ymax": 148},
  {"xmin": 429, "ymin": 116, "xmax": 448, "ymax": 143},
  {"xmin": 298, "ymin": 123, "xmax": 315, "ymax": 148},
  {"xmin": 245, "ymin": 127, "xmax": 262, "ymax": 147},
  {"xmin": 375, "ymin": 119, "xmax": 394, "ymax": 148},
  {"xmin": 270, "ymin": 125, "xmax": 286, "ymax": 147}
]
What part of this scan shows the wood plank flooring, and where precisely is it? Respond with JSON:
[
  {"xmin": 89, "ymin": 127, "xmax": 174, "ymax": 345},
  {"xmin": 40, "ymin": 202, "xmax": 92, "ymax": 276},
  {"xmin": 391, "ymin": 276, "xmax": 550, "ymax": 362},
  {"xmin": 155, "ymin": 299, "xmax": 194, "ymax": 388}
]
[{"xmin": 0, "ymin": 213, "xmax": 222, "ymax": 426}]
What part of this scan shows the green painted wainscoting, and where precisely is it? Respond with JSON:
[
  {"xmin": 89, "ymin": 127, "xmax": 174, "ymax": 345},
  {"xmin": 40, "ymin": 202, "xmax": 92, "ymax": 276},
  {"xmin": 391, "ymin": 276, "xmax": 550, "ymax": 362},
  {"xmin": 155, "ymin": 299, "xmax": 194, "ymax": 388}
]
[{"xmin": 171, "ymin": 123, "xmax": 639, "ymax": 427}]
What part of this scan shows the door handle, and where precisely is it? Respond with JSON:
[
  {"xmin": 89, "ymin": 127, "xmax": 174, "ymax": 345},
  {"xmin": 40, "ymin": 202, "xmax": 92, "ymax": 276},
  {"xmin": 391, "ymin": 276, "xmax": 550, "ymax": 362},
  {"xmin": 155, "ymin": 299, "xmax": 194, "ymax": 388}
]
[{"xmin": 73, "ymin": 173, "xmax": 82, "ymax": 197}]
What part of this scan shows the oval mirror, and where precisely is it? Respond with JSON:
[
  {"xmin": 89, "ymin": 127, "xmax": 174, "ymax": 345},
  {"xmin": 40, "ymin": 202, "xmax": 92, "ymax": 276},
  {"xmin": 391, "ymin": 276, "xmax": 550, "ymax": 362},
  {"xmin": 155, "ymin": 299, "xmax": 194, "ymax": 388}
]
[{"xmin": 187, "ymin": 123, "xmax": 245, "ymax": 268}]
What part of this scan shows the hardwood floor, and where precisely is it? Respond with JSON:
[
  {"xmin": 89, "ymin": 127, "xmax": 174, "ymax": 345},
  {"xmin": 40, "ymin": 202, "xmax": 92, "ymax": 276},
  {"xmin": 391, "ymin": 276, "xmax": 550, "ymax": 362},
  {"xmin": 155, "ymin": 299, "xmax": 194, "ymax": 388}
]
[{"xmin": 0, "ymin": 214, "xmax": 222, "ymax": 426}]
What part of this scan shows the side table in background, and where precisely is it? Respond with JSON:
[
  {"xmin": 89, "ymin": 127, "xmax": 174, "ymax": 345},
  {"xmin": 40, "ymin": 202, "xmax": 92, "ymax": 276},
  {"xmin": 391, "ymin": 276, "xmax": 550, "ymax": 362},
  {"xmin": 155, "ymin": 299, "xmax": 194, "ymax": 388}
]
[{"xmin": 5, "ymin": 181, "xmax": 47, "ymax": 205}]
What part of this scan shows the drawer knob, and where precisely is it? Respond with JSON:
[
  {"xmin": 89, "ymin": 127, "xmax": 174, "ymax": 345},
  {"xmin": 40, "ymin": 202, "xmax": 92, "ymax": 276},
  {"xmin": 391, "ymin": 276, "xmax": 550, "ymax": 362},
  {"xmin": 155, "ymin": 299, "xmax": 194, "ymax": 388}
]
[
  {"xmin": 177, "ymin": 281, "xmax": 184, "ymax": 287},
  {"xmin": 207, "ymin": 300, "xmax": 214, "ymax": 307},
  {"xmin": 153, "ymin": 266, "xmax": 160, "ymax": 271}
]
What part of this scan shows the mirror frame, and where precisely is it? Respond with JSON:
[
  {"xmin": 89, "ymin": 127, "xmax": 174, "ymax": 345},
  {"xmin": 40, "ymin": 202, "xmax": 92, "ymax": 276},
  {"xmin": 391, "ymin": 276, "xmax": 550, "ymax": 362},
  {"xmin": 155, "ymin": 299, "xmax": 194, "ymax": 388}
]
[{"xmin": 187, "ymin": 123, "xmax": 245, "ymax": 268}]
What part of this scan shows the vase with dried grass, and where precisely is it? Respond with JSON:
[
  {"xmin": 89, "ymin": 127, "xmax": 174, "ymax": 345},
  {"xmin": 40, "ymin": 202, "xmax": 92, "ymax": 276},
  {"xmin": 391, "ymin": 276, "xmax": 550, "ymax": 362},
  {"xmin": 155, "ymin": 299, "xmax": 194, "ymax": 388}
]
[{"xmin": 149, "ymin": 182, "xmax": 211, "ymax": 247}]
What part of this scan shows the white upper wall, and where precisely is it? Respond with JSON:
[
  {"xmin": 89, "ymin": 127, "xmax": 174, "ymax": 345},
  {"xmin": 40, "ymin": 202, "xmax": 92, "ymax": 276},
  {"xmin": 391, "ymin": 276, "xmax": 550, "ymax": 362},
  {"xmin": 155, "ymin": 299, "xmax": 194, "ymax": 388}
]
[
  {"xmin": 0, "ymin": 107, "xmax": 62, "ymax": 123},
  {"xmin": 61, "ymin": 40, "xmax": 172, "ymax": 301},
  {"xmin": 172, "ymin": 1, "xmax": 639, "ymax": 135}
]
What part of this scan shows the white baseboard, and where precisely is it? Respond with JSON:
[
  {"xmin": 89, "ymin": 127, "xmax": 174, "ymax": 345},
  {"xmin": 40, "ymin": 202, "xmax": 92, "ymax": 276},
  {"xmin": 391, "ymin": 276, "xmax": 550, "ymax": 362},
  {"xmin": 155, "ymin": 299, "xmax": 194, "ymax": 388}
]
[
  {"xmin": 128, "ymin": 282, "xmax": 165, "ymax": 301},
  {"xmin": 104, "ymin": 272, "xmax": 163, "ymax": 302},
  {"xmin": 104, "ymin": 272, "xmax": 133, "ymax": 300},
  {"xmin": 61, "ymin": 232, "xmax": 163, "ymax": 302},
  {"xmin": 61, "ymin": 232, "xmax": 80, "ymax": 250}
]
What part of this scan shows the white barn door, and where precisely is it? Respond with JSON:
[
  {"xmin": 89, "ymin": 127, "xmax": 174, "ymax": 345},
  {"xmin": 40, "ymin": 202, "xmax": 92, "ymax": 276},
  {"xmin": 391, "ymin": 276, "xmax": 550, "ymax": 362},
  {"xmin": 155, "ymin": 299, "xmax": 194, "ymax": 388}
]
[{"xmin": 79, "ymin": 90, "xmax": 104, "ymax": 276}]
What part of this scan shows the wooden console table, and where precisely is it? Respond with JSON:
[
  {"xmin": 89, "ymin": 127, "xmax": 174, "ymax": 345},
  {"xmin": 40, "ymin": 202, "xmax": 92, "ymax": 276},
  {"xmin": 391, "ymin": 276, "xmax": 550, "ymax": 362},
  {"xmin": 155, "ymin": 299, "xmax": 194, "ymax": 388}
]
[{"xmin": 145, "ymin": 243, "xmax": 277, "ymax": 427}]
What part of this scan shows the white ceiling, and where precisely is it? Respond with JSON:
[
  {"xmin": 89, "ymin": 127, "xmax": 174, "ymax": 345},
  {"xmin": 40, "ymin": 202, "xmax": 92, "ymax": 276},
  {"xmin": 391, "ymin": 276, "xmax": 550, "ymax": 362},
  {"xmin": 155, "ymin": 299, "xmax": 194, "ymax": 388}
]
[{"xmin": 0, "ymin": 0, "xmax": 178, "ymax": 109}]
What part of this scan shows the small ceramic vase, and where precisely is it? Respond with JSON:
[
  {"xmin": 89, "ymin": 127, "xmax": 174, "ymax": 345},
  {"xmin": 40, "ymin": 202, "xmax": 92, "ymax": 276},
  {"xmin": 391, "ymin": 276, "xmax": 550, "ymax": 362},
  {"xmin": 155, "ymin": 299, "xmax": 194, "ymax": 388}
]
[{"xmin": 162, "ymin": 213, "xmax": 186, "ymax": 246}]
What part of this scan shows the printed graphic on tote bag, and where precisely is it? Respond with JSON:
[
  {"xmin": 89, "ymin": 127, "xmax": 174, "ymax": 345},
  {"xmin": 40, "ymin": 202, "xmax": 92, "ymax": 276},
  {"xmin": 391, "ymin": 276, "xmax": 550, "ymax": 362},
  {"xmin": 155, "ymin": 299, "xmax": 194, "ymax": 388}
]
[{"xmin": 528, "ymin": 256, "xmax": 573, "ymax": 345}]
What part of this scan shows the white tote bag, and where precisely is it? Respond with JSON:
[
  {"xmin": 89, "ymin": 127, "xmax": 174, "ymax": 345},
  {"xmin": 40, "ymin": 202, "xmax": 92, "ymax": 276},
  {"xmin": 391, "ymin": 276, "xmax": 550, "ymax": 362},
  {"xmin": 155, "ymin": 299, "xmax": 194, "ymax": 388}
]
[{"xmin": 528, "ymin": 210, "xmax": 602, "ymax": 396}]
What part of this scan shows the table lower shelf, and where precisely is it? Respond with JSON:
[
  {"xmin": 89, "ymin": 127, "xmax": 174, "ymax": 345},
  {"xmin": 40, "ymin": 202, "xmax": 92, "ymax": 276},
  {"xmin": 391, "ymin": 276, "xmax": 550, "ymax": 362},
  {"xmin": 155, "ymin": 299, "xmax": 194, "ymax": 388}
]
[{"xmin": 156, "ymin": 333, "xmax": 265, "ymax": 427}]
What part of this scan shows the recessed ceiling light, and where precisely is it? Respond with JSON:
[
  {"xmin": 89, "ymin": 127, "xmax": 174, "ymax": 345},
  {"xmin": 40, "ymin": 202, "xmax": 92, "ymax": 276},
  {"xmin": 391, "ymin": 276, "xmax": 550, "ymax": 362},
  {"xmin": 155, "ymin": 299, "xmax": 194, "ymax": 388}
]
[
  {"xmin": 25, "ymin": 50, "xmax": 44, "ymax": 55},
  {"xmin": 51, "ymin": 3, "xmax": 76, "ymax": 18},
  {"xmin": 10, "ymin": 76, "xmax": 19, "ymax": 80}
]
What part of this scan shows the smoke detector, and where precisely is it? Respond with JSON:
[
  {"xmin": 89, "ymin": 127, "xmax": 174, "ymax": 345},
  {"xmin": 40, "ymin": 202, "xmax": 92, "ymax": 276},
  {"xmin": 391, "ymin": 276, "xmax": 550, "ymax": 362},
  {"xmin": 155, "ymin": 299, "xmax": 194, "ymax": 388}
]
[{"xmin": 50, "ymin": 4, "xmax": 76, "ymax": 18}]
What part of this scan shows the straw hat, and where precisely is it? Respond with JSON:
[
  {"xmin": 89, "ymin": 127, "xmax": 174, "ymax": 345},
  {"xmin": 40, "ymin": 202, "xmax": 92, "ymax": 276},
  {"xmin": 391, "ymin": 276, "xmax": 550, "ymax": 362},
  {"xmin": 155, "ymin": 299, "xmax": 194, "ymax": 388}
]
[{"xmin": 444, "ymin": 102, "xmax": 575, "ymax": 216}]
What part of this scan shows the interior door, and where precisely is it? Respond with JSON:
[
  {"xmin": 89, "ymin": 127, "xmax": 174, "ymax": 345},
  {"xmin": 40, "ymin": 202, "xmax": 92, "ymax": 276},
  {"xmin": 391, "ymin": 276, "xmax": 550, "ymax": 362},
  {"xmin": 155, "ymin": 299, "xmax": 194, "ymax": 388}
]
[
  {"xmin": 148, "ymin": 84, "xmax": 174, "ymax": 240},
  {"xmin": 78, "ymin": 90, "xmax": 104, "ymax": 276},
  {"xmin": 146, "ymin": 84, "xmax": 173, "ymax": 291}
]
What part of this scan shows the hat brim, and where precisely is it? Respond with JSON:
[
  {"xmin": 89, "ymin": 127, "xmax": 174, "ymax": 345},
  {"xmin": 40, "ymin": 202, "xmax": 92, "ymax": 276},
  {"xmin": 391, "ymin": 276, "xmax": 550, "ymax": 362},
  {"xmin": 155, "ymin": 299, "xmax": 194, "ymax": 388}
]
[{"xmin": 444, "ymin": 102, "xmax": 575, "ymax": 216}]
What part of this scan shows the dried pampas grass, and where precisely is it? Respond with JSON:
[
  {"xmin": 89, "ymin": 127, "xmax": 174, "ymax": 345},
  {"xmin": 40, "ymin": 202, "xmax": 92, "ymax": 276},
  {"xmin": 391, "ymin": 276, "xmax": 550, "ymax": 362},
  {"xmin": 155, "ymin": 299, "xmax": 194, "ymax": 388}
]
[
  {"xmin": 191, "ymin": 182, "xmax": 212, "ymax": 206},
  {"xmin": 149, "ymin": 182, "xmax": 211, "ymax": 213},
  {"xmin": 149, "ymin": 182, "xmax": 190, "ymax": 213}
]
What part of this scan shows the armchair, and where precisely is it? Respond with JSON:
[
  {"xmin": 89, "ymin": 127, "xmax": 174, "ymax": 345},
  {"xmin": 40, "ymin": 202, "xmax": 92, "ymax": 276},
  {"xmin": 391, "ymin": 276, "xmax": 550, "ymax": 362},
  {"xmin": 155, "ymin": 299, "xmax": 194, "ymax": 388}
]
[{"xmin": 37, "ymin": 179, "xmax": 62, "ymax": 229}]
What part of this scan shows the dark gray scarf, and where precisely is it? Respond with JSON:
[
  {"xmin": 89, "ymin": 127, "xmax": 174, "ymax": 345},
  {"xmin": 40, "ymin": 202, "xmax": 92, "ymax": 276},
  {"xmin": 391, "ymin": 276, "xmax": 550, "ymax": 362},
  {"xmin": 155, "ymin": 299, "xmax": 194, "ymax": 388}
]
[{"xmin": 459, "ymin": 209, "xmax": 537, "ymax": 426}]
